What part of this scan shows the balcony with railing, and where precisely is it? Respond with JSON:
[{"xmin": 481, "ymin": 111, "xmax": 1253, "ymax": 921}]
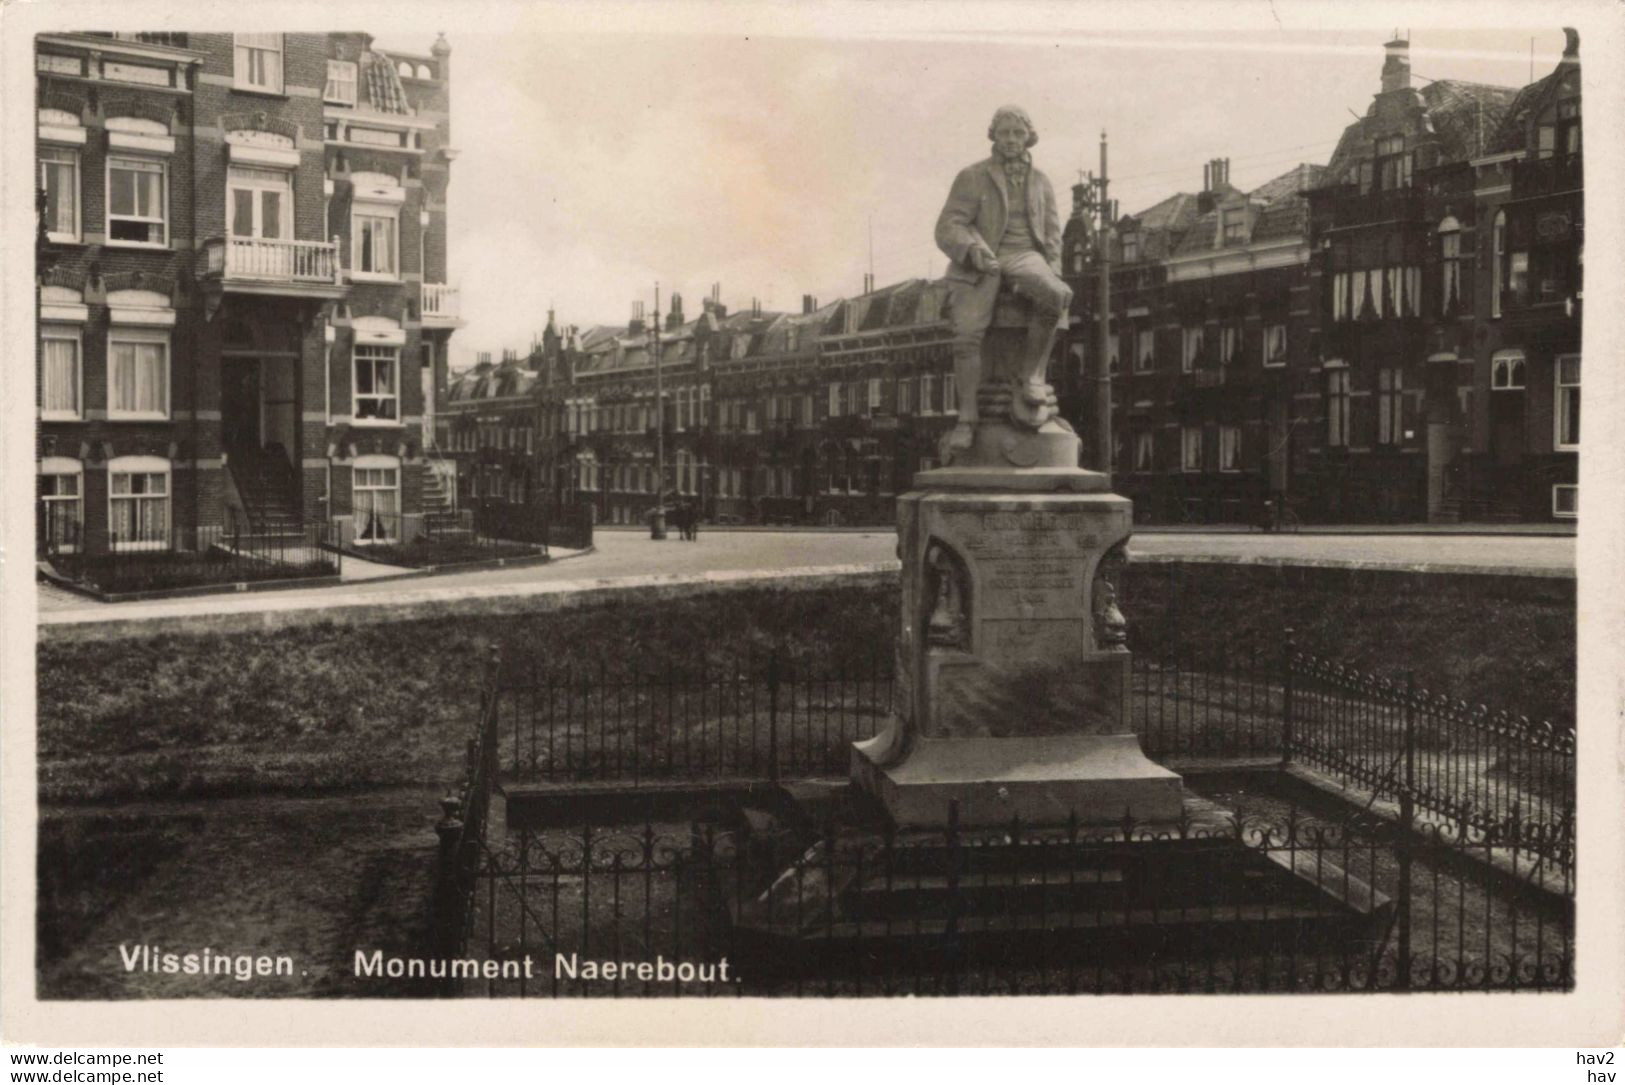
[
  {"xmin": 421, "ymin": 282, "xmax": 465, "ymax": 327},
  {"xmin": 200, "ymin": 236, "xmax": 347, "ymax": 301}
]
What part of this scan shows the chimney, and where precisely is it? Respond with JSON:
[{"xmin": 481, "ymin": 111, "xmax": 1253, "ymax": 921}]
[
  {"xmin": 751, "ymin": 297, "xmax": 761, "ymax": 317},
  {"xmin": 711, "ymin": 282, "xmax": 721, "ymax": 304},
  {"xmin": 666, "ymin": 292, "xmax": 684, "ymax": 330},
  {"xmin": 476, "ymin": 351, "xmax": 492, "ymax": 367},
  {"xmin": 1562, "ymin": 27, "xmax": 1579, "ymax": 62},
  {"xmin": 628, "ymin": 299, "xmax": 645, "ymax": 335},
  {"xmin": 1382, "ymin": 36, "xmax": 1410, "ymax": 93},
  {"xmin": 1070, "ymin": 179, "xmax": 1089, "ymax": 220},
  {"xmin": 803, "ymin": 294, "xmax": 818, "ymax": 315}
]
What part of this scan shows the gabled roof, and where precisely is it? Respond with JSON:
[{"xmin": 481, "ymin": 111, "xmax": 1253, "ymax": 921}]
[
  {"xmin": 1323, "ymin": 78, "xmax": 1519, "ymax": 182},
  {"xmin": 1486, "ymin": 60, "xmax": 1577, "ymax": 155}
]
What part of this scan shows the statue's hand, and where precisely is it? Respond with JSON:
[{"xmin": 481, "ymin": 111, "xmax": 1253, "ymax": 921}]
[{"xmin": 970, "ymin": 247, "xmax": 999, "ymax": 275}]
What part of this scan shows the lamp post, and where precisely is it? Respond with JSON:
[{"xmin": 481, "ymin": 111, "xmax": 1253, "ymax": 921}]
[
  {"xmin": 650, "ymin": 283, "xmax": 667, "ymax": 540},
  {"xmin": 1093, "ymin": 130, "xmax": 1114, "ymax": 480}
]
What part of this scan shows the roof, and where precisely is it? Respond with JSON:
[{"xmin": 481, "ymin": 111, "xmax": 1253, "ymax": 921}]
[
  {"xmin": 1421, "ymin": 79, "xmax": 1520, "ymax": 161},
  {"xmin": 362, "ymin": 50, "xmax": 411, "ymax": 115},
  {"xmin": 1486, "ymin": 59, "xmax": 1578, "ymax": 155},
  {"xmin": 1323, "ymin": 78, "xmax": 1519, "ymax": 182},
  {"xmin": 1118, "ymin": 191, "xmax": 1201, "ymax": 262},
  {"xmin": 1165, "ymin": 162, "xmax": 1322, "ymax": 258}
]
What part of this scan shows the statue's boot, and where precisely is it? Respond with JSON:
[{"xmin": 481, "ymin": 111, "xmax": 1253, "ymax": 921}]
[{"xmin": 938, "ymin": 419, "xmax": 976, "ymax": 464}]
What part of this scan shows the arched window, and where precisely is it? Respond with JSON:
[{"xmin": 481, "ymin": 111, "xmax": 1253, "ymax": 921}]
[
  {"xmin": 1438, "ymin": 216, "xmax": 1462, "ymax": 316},
  {"xmin": 1491, "ymin": 349, "xmax": 1525, "ymax": 391}
]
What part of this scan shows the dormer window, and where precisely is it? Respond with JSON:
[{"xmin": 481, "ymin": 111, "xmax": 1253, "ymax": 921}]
[
  {"xmin": 1376, "ymin": 135, "xmax": 1410, "ymax": 190},
  {"xmin": 1121, "ymin": 232, "xmax": 1140, "ymax": 263},
  {"xmin": 324, "ymin": 59, "xmax": 358, "ymax": 106},
  {"xmin": 1221, "ymin": 209, "xmax": 1247, "ymax": 245}
]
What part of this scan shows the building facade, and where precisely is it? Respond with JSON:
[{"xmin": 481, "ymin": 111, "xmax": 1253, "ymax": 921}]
[
  {"xmin": 1060, "ymin": 31, "xmax": 1580, "ymax": 524},
  {"xmin": 35, "ymin": 31, "xmax": 463, "ymax": 556}
]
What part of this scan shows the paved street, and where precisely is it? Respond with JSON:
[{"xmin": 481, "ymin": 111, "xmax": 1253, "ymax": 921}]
[{"xmin": 36, "ymin": 528, "xmax": 1575, "ymax": 625}]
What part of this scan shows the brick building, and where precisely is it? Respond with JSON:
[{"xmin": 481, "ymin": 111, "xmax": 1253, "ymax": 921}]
[{"xmin": 35, "ymin": 31, "xmax": 463, "ymax": 557}]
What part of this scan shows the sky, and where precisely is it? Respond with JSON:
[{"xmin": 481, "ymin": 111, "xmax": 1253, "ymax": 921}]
[{"xmin": 379, "ymin": 18, "xmax": 1571, "ymax": 371}]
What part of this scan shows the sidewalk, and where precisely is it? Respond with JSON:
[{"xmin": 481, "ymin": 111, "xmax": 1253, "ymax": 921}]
[{"xmin": 596, "ymin": 521, "xmax": 1578, "ymax": 538}]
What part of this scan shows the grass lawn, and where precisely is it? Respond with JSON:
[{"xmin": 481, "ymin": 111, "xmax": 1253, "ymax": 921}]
[
  {"xmin": 36, "ymin": 788, "xmax": 440, "ymax": 999},
  {"xmin": 52, "ymin": 548, "xmax": 337, "ymax": 595},
  {"xmin": 37, "ymin": 587, "xmax": 895, "ymax": 806},
  {"xmin": 348, "ymin": 538, "xmax": 543, "ymax": 568}
]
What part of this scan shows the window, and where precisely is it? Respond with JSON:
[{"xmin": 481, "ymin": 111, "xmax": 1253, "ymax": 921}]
[
  {"xmin": 353, "ymin": 459, "xmax": 400, "ymax": 543},
  {"xmin": 108, "ymin": 328, "xmax": 168, "ymax": 419},
  {"xmin": 1376, "ymin": 135, "xmax": 1409, "ymax": 190},
  {"xmin": 1181, "ymin": 326, "xmax": 1204, "ymax": 372},
  {"xmin": 944, "ymin": 374, "xmax": 958, "ymax": 414},
  {"xmin": 1552, "ymin": 484, "xmax": 1577, "ymax": 519},
  {"xmin": 1491, "ymin": 211, "xmax": 1506, "ymax": 317},
  {"xmin": 920, "ymin": 374, "xmax": 937, "ymax": 414},
  {"xmin": 1222, "ymin": 208, "xmax": 1247, "ymax": 244},
  {"xmin": 1491, "ymin": 351, "xmax": 1525, "ymax": 391},
  {"xmin": 1181, "ymin": 427, "xmax": 1203, "ymax": 472},
  {"xmin": 1439, "ymin": 223, "xmax": 1462, "ymax": 315},
  {"xmin": 324, "ymin": 59, "xmax": 358, "ymax": 106},
  {"xmin": 1133, "ymin": 431, "xmax": 1154, "ymax": 471},
  {"xmin": 1332, "ymin": 272, "xmax": 1348, "ymax": 322},
  {"xmin": 353, "ymin": 207, "xmax": 399, "ymax": 278},
  {"xmin": 1352, "ymin": 269, "xmax": 1370, "ymax": 319},
  {"xmin": 234, "ymin": 33, "xmax": 284, "ymax": 93},
  {"xmin": 1121, "ymin": 233, "xmax": 1140, "ymax": 263},
  {"xmin": 1508, "ymin": 250, "xmax": 1529, "ymax": 307},
  {"xmin": 108, "ymin": 456, "xmax": 170, "ymax": 550},
  {"xmin": 107, "ymin": 157, "xmax": 167, "ymax": 244},
  {"xmin": 1556, "ymin": 98, "xmax": 1581, "ymax": 156},
  {"xmin": 1220, "ymin": 326, "xmax": 1242, "ymax": 366},
  {"xmin": 40, "ymin": 325, "xmax": 81, "ymax": 419},
  {"xmin": 1326, "ymin": 368, "xmax": 1350, "ymax": 447},
  {"xmin": 1405, "ymin": 266, "xmax": 1421, "ymax": 317},
  {"xmin": 827, "ymin": 382, "xmax": 841, "ymax": 418},
  {"xmin": 1555, "ymin": 354, "xmax": 1580, "ymax": 450},
  {"xmin": 354, "ymin": 345, "xmax": 400, "ymax": 422},
  {"xmin": 39, "ymin": 458, "xmax": 83, "ymax": 553},
  {"xmin": 1136, "ymin": 329, "xmax": 1154, "ymax": 372},
  {"xmin": 867, "ymin": 377, "xmax": 882, "ymax": 414},
  {"xmin": 1377, "ymin": 367, "xmax": 1403, "ymax": 445},
  {"xmin": 39, "ymin": 146, "xmax": 79, "ymax": 242},
  {"xmin": 228, "ymin": 166, "xmax": 291, "ymax": 240},
  {"xmin": 1219, "ymin": 426, "xmax": 1241, "ymax": 472},
  {"xmin": 1262, "ymin": 324, "xmax": 1286, "ymax": 367}
]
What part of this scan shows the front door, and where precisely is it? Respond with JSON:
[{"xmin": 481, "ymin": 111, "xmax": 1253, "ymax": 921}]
[{"xmin": 223, "ymin": 360, "xmax": 262, "ymax": 455}]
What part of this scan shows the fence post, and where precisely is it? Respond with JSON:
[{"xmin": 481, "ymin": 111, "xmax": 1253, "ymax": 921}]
[
  {"xmin": 944, "ymin": 798, "xmax": 962, "ymax": 996},
  {"xmin": 1395, "ymin": 672, "xmax": 1416, "ymax": 992},
  {"xmin": 432, "ymin": 794, "xmax": 466, "ymax": 997},
  {"xmin": 1280, "ymin": 627, "xmax": 1296, "ymax": 768},
  {"xmin": 767, "ymin": 648, "xmax": 781, "ymax": 784}
]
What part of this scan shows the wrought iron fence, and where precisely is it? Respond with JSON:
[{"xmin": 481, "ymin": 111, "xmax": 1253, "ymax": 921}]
[
  {"xmin": 426, "ymin": 645, "xmax": 1576, "ymax": 997},
  {"xmin": 450, "ymin": 799, "xmax": 1572, "ymax": 998},
  {"xmin": 1286, "ymin": 651, "xmax": 1575, "ymax": 879},
  {"xmin": 490, "ymin": 643, "xmax": 1575, "ymax": 878},
  {"xmin": 38, "ymin": 516, "xmax": 340, "ymax": 595},
  {"xmin": 347, "ymin": 508, "xmax": 547, "ymax": 567}
]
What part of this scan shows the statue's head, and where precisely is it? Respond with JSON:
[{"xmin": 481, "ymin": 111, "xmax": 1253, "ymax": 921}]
[{"xmin": 987, "ymin": 105, "xmax": 1038, "ymax": 153}]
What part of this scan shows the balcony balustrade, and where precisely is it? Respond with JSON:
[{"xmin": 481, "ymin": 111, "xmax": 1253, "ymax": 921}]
[
  {"xmin": 203, "ymin": 236, "xmax": 345, "ymax": 297},
  {"xmin": 422, "ymin": 282, "xmax": 464, "ymax": 326}
]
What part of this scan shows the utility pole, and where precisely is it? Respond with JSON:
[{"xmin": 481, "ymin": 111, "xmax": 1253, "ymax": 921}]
[
  {"xmin": 651, "ymin": 282, "xmax": 667, "ymax": 540},
  {"xmin": 1094, "ymin": 130, "xmax": 1113, "ymax": 478}
]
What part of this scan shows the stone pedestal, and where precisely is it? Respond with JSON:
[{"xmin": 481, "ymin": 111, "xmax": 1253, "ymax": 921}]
[{"xmin": 851, "ymin": 307, "xmax": 1181, "ymax": 829}]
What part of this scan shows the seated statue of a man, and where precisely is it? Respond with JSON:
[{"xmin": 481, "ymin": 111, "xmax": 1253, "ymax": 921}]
[{"xmin": 934, "ymin": 105, "xmax": 1074, "ymax": 459}]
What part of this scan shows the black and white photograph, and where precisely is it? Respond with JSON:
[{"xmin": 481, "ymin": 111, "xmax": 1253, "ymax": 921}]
[{"xmin": 3, "ymin": 0, "xmax": 1622, "ymax": 1058}]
